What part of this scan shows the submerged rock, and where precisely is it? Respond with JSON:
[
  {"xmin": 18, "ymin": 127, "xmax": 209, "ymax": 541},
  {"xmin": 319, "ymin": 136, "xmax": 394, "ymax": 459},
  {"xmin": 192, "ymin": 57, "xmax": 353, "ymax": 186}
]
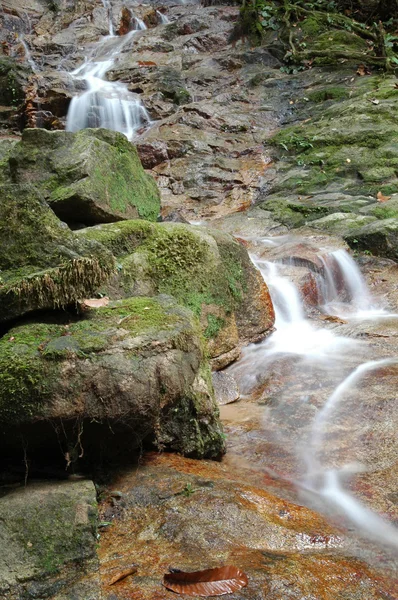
[
  {"xmin": 0, "ymin": 183, "xmax": 115, "ymax": 322},
  {"xmin": 77, "ymin": 220, "xmax": 275, "ymax": 368},
  {"xmin": 0, "ymin": 480, "xmax": 99, "ymax": 600},
  {"xmin": 0, "ymin": 296, "xmax": 225, "ymax": 463},
  {"xmin": 7, "ymin": 128, "xmax": 160, "ymax": 226}
]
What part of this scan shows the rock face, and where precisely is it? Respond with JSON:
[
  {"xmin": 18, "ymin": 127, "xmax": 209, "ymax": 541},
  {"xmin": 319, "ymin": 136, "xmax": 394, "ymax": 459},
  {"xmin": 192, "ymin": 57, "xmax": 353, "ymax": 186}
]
[
  {"xmin": 7, "ymin": 128, "xmax": 161, "ymax": 225},
  {"xmin": 0, "ymin": 296, "xmax": 225, "ymax": 463},
  {"xmin": 97, "ymin": 453, "xmax": 398, "ymax": 600},
  {"xmin": 0, "ymin": 183, "xmax": 115, "ymax": 321},
  {"xmin": 77, "ymin": 220, "xmax": 275, "ymax": 368},
  {"xmin": 0, "ymin": 479, "xmax": 100, "ymax": 600}
]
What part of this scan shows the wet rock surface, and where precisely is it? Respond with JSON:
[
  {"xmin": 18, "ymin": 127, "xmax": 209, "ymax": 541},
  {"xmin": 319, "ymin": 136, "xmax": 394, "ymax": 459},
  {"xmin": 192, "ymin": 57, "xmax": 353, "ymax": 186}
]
[{"xmin": 97, "ymin": 453, "xmax": 398, "ymax": 600}]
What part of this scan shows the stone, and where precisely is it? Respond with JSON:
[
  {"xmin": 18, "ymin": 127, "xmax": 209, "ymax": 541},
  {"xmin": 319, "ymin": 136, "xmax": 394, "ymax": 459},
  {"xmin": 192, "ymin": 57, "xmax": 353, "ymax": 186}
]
[
  {"xmin": 0, "ymin": 296, "xmax": 225, "ymax": 463},
  {"xmin": 0, "ymin": 183, "xmax": 115, "ymax": 322},
  {"xmin": 7, "ymin": 128, "xmax": 160, "ymax": 226},
  {"xmin": 0, "ymin": 479, "xmax": 99, "ymax": 600},
  {"xmin": 344, "ymin": 218, "xmax": 398, "ymax": 260},
  {"xmin": 212, "ymin": 371, "xmax": 240, "ymax": 405},
  {"xmin": 76, "ymin": 220, "xmax": 275, "ymax": 367},
  {"xmin": 96, "ymin": 453, "xmax": 398, "ymax": 600}
]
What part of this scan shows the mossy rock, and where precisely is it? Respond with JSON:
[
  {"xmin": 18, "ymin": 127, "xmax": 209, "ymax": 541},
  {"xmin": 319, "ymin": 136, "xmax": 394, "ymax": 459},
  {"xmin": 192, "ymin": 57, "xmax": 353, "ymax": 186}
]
[
  {"xmin": 77, "ymin": 220, "xmax": 275, "ymax": 365},
  {"xmin": 7, "ymin": 128, "xmax": 160, "ymax": 226},
  {"xmin": 0, "ymin": 480, "xmax": 99, "ymax": 599},
  {"xmin": 269, "ymin": 75, "xmax": 398, "ymax": 208},
  {"xmin": 344, "ymin": 218, "xmax": 398, "ymax": 260},
  {"xmin": 0, "ymin": 183, "xmax": 115, "ymax": 321},
  {"xmin": 259, "ymin": 196, "xmax": 330, "ymax": 228},
  {"xmin": 0, "ymin": 56, "xmax": 31, "ymax": 107},
  {"xmin": 0, "ymin": 296, "xmax": 225, "ymax": 460}
]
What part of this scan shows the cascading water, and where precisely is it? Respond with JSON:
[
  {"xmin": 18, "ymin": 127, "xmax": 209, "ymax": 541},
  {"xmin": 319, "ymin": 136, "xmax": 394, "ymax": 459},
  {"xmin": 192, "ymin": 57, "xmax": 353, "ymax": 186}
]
[
  {"xmin": 156, "ymin": 10, "xmax": 171, "ymax": 24},
  {"xmin": 66, "ymin": 8, "xmax": 150, "ymax": 140},
  {"xmin": 228, "ymin": 240, "xmax": 398, "ymax": 551}
]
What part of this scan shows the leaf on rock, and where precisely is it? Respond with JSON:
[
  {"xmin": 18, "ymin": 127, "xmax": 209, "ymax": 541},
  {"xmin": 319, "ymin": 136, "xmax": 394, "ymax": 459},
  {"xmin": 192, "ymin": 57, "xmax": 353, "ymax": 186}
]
[
  {"xmin": 377, "ymin": 191, "xmax": 391, "ymax": 203},
  {"xmin": 356, "ymin": 63, "xmax": 371, "ymax": 76},
  {"xmin": 82, "ymin": 297, "xmax": 110, "ymax": 308},
  {"xmin": 108, "ymin": 566, "xmax": 138, "ymax": 586},
  {"xmin": 163, "ymin": 565, "xmax": 248, "ymax": 597}
]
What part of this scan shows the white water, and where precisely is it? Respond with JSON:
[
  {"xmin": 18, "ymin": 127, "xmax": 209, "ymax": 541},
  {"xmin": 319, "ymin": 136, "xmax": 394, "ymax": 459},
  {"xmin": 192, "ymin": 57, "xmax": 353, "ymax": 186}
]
[
  {"xmin": 66, "ymin": 9, "xmax": 150, "ymax": 140},
  {"xmin": 229, "ymin": 244, "xmax": 398, "ymax": 550},
  {"xmin": 101, "ymin": 0, "xmax": 114, "ymax": 36},
  {"xmin": 18, "ymin": 36, "xmax": 39, "ymax": 73},
  {"xmin": 156, "ymin": 10, "xmax": 171, "ymax": 24}
]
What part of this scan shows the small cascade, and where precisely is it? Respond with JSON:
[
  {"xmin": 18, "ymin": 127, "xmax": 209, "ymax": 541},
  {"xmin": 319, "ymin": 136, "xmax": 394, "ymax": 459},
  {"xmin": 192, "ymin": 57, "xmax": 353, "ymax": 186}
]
[
  {"xmin": 101, "ymin": 0, "xmax": 114, "ymax": 36},
  {"xmin": 66, "ymin": 16, "xmax": 150, "ymax": 140},
  {"xmin": 156, "ymin": 10, "xmax": 170, "ymax": 24},
  {"xmin": 319, "ymin": 249, "xmax": 374, "ymax": 313},
  {"xmin": 18, "ymin": 36, "xmax": 38, "ymax": 73}
]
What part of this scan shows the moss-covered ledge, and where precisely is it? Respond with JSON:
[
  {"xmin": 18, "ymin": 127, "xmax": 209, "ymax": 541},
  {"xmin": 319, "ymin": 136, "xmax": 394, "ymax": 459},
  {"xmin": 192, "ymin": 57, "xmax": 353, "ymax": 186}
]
[
  {"xmin": 77, "ymin": 220, "xmax": 275, "ymax": 367},
  {"xmin": 0, "ymin": 183, "xmax": 115, "ymax": 322}
]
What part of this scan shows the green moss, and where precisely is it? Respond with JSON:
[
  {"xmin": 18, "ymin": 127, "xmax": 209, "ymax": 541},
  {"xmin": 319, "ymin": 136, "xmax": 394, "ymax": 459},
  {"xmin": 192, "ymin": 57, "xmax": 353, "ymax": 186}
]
[
  {"xmin": 0, "ymin": 323, "xmax": 59, "ymax": 424},
  {"xmin": 9, "ymin": 129, "xmax": 160, "ymax": 224},
  {"xmin": 307, "ymin": 86, "xmax": 349, "ymax": 103},
  {"xmin": 204, "ymin": 315, "xmax": 225, "ymax": 339},
  {"xmin": 78, "ymin": 221, "xmax": 251, "ymax": 343}
]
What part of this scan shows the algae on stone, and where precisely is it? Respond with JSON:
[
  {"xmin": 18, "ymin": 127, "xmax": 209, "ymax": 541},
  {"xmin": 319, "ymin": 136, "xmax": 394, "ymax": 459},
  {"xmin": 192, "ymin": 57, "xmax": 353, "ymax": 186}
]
[
  {"xmin": 0, "ymin": 296, "xmax": 225, "ymax": 460},
  {"xmin": 0, "ymin": 183, "xmax": 115, "ymax": 321},
  {"xmin": 77, "ymin": 220, "xmax": 275, "ymax": 364},
  {"xmin": 8, "ymin": 128, "xmax": 160, "ymax": 225}
]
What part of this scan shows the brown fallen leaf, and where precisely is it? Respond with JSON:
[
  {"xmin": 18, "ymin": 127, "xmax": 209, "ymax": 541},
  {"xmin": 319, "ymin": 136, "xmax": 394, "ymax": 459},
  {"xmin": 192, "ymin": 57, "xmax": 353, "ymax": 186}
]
[
  {"xmin": 108, "ymin": 566, "xmax": 138, "ymax": 586},
  {"xmin": 138, "ymin": 60, "xmax": 157, "ymax": 67},
  {"xmin": 163, "ymin": 565, "xmax": 248, "ymax": 597},
  {"xmin": 356, "ymin": 63, "xmax": 371, "ymax": 76},
  {"xmin": 81, "ymin": 297, "xmax": 110, "ymax": 308},
  {"xmin": 377, "ymin": 191, "xmax": 391, "ymax": 203}
]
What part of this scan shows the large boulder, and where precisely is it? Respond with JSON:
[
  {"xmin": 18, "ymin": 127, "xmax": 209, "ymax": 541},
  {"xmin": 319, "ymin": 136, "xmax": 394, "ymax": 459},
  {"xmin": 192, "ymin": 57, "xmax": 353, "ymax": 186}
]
[
  {"xmin": 7, "ymin": 128, "xmax": 160, "ymax": 226},
  {"xmin": 77, "ymin": 220, "xmax": 275, "ymax": 368},
  {"xmin": 0, "ymin": 183, "xmax": 115, "ymax": 322},
  {"xmin": 0, "ymin": 480, "xmax": 99, "ymax": 600},
  {"xmin": 0, "ymin": 295, "xmax": 225, "ymax": 464},
  {"xmin": 344, "ymin": 218, "xmax": 398, "ymax": 260}
]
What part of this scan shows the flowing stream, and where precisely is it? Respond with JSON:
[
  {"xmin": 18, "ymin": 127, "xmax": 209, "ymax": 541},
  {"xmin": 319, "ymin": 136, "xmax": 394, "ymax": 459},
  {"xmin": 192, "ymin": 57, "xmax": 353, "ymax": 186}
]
[
  {"xmin": 13, "ymin": 0, "xmax": 398, "ymax": 566},
  {"xmin": 228, "ymin": 242, "xmax": 398, "ymax": 552}
]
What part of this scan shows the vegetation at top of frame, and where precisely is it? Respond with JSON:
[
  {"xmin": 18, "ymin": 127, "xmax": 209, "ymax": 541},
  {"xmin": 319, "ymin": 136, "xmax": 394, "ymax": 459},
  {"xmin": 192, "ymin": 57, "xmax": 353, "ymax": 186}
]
[{"xmin": 239, "ymin": 0, "xmax": 398, "ymax": 72}]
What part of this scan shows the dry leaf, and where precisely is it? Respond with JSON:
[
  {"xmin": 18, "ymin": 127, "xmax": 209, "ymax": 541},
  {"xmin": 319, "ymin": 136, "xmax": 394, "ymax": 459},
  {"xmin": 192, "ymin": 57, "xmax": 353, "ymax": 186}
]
[
  {"xmin": 82, "ymin": 297, "xmax": 109, "ymax": 308},
  {"xmin": 138, "ymin": 60, "xmax": 157, "ymax": 67},
  {"xmin": 108, "ymin": 566, "xmax": 138, "ymax": 586},
  {"xmin": 356, "ymin": 63, "xmax": 371, "ymax": 76},
  {"xmin": 163, "ymin": 565, "xmax": 248, "ymax": 597},
  {"xmin": 377, "ymin": 191, "xmax": 391, "ymax": 203}
]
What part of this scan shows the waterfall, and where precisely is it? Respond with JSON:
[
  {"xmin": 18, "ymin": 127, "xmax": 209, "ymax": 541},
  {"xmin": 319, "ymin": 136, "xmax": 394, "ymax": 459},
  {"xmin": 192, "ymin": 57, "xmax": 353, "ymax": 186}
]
[
  {"xmin": 101, "ymin": 0, "xmax": 114, "ymax": 36},
  {"xmin": 156, "ymin": 10, "xmax": 170, "ymax": 24},
  {"xmin": 66, "ymin": 14, "xmax": 150, "ymax": 140}
]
